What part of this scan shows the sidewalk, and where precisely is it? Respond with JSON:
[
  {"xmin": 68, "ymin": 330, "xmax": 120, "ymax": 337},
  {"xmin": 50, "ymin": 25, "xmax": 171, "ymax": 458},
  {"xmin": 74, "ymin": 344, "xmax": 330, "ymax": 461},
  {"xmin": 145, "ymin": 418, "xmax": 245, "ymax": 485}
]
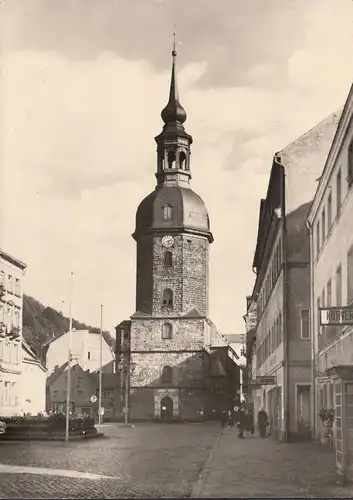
[{"xmin": 192, "ymin": 428, "xmax": 352, "ymax": 498}]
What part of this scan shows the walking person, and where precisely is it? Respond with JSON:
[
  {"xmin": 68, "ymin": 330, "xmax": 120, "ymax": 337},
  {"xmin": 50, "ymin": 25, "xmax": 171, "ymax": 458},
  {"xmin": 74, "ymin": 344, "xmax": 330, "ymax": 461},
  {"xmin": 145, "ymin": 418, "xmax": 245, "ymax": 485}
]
[
  {"xmin": 226, "ymin": 409, "xmax": 234, "ymax": 428},
  {"xmin": 258, "ymin": 407, "xmax": 268, "ymax": 438},
  {"xmin": 237, "ymin": 406, "xmax": 246, "ymax": 438},
  {"xmin": 245, "ymin": 409, "xmax": 254, "ymax": 438}
]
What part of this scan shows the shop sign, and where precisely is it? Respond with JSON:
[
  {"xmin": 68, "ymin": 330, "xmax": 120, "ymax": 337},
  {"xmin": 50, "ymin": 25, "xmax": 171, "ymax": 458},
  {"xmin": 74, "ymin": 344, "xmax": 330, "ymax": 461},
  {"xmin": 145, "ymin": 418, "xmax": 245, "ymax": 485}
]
[
  {"xmin": 320, "ymin": 307, "xmax": 353, "ymax": 326},
  {"xmin": 255, "ymin": 376, "xmax": 276, "ymax": 385},
  {"xmin": 317, "ymin": 376, "xmax": 333, "ymax": 384},
  {"xmin": 248, "ymin": 383, "xmax": 261, "ymax": 389}
]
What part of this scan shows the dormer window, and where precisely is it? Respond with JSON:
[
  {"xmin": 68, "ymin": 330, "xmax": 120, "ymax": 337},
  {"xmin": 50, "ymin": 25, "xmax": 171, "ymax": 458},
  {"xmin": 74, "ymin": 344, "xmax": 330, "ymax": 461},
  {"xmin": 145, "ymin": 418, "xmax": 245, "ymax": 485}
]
[
  {"xmin": 163, "ymin": 205, "xmax": 173, "ymax": 221},
  {"xmin": 162, "ymin": 289, "xmax": 173, "ymax": 309},
  {"xmin": 162, "ymin": 323, "xmax": 172, "ymax": 339},
  {"xmin": 164, "ymin": 251, "xmax": 173, "ymax": 267}
]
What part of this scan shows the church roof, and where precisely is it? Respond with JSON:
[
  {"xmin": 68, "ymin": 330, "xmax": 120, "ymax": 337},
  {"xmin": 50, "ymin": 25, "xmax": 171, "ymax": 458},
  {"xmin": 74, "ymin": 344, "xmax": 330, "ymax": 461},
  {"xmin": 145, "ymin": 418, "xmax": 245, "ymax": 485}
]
[{"xmin": 133, "ymin": 185, "xmax": 213, "ymax": 241}]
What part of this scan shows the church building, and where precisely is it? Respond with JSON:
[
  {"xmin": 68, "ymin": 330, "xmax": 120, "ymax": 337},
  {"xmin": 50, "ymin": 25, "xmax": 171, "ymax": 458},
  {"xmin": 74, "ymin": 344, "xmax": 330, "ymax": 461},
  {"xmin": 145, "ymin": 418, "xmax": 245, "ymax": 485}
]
[{"xmin": 115, "ymin": 43, "xmax": 240, "ymax": 422}]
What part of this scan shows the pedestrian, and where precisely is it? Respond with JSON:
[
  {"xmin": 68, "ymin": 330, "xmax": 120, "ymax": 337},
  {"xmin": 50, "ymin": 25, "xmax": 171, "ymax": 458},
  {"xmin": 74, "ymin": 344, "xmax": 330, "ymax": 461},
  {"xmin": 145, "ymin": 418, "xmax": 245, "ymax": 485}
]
[
  {"xmin": 237, "ymin": 407, "xmax": 246, "ymax": 438},
  {"xmin": 244, "ymin": 410, "xmax": 254, "ymax": 438},
  {"xmin": 258, "ymin": 407, "xmax": 268, "ymax": 438},
  {"xmin": 226, "ymin": 409, "xmax": 234, "ymax": 428},
  {"xmin": 221, "ymin": 409, "xmax": 227, "ymax": 428}
]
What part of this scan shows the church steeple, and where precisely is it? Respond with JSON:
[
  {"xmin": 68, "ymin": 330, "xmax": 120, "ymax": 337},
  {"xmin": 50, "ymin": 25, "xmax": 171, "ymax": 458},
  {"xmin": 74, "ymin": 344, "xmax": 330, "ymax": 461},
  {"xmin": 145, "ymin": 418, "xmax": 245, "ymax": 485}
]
[
  {"xmin": 161, "ymin": 34, "xmax": 187, "ymax": 125},
  {"xmin": 155, "ymin": 35, "xmax": 193, "ymax": 187}
]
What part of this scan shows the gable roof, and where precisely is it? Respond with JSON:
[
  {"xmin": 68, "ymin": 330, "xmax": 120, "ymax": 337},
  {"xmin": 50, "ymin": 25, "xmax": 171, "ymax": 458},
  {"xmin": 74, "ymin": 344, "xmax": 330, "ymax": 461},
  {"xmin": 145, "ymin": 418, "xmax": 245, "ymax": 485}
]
[
  {"xmin": 308, "ymin": 84, "xmax": 353, "ymax": 223},
  {"xmin": 0, "ymin": 248, "xmax": 27, "ymax": 270},
  {"xmin": 46, "ymin": 361, "xmax": 69, "ymax": 386},
  {"xmin": 22, "ymin": 339, "xmax": 47, "ymax": 372}
]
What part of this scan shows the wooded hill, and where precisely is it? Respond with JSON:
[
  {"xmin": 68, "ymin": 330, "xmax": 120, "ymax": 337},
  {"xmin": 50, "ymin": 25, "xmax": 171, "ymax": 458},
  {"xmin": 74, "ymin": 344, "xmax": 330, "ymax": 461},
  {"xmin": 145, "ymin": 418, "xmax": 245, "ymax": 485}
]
[{"xmin": 22, "ymin": 295, "xmax": 115, "ymax": 351}]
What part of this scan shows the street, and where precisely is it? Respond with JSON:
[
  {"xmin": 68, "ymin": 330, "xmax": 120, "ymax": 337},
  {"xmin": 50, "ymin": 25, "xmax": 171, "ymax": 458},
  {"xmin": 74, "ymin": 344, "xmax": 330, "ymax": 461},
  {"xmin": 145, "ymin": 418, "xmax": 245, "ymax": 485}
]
[
  {"xmin": 0, "ymin": 423, "xmax": 220, "ymax": 499},
  {"xmin": 1, "ymin": 423, "xmax": 353, "ymax": 498}
]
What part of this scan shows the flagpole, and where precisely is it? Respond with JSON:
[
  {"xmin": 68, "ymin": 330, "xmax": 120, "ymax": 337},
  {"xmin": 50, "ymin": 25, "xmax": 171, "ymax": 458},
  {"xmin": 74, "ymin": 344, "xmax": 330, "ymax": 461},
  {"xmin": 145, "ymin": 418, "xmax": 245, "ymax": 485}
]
[
  {"xmin": 65, "ymin": 272, "xmax": 74, "ymax": 442},
  {"xmin": 98, "ymin": 304, "xmax": 103, "ymax": 432}
]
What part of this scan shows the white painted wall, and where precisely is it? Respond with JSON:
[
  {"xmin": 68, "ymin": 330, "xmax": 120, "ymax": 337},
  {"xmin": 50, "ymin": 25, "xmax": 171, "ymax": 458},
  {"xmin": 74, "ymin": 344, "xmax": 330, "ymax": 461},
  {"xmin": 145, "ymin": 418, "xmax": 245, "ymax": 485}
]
[
  {"xmin": 20, "ymin": 359, "xmax": 46, "ymax": 415},
  {"xmin": 46, "ymin": 329, "xmax": 114, "ymax": 376}
]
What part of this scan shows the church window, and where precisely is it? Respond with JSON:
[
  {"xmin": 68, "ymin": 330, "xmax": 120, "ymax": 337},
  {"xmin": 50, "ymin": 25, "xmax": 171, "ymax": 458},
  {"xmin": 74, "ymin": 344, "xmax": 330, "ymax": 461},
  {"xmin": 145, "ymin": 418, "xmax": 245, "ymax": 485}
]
[
  {"xmin": 161, "ymin": 365, "xmax": 173, "ymax": 383},
  {"xmin": 162, "ymin": 323, "xmax": 172, "ymax": 340},
  {"xmin": 162, "ymin": 289, "xmax": 173, "ymax": 309},
  {"xmin": 163, "ymin": 205, "xmax": 173, "ymax": 220},
  {"xmin": 164, "ymin": 251, "xmax": 173, "ymax": 267},
  {"xmin": 179, "ymin": 151, "xmax": 187, "ymax": 170},
  {"xmin": 168, "ymin": 150, "xmax": 176, "ymax": 169}
]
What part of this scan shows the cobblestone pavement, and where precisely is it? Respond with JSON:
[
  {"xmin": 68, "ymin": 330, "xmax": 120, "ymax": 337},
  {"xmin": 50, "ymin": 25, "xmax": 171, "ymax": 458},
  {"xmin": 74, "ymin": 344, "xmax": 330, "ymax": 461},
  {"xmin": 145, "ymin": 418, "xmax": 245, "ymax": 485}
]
[
  {"xmin": 194, "ymin": 427, "xmax": 353, "ymax": 498},
  {"xmin": 0, "ymin": 423, "xmax": 220, "ymax": 499}
]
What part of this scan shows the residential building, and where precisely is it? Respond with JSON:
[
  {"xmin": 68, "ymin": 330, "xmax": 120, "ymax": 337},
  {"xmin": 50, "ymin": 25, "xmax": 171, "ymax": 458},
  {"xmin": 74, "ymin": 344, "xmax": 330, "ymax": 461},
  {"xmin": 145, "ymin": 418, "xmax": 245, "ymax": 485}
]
[
  {"xmin": 116, "ymin": 45, "xmax": 240, "ymax": 422},
  {"xmin": 44, "ymin": 329, "xmax": 115, "ymax": 376},
  {"xmin": 46, "ymin": 360, "xmax": 118, "ymax": 419},
  {"xmin": 20, "ymin": 339, "xmax": 47, "ymax": 415},
  {"xmin": 47, "ymin": 361, "xmax": 95, "ymax": 415},
  {"xmin": 251, "ymin": 111, "xmax": 340, "ymax": 441},
  {"xmin": 243, "ymin": 296, "xmax": 257, "ymax": 408},
  {"xmin": 307, "ymin": 84, "xmax": 353, "ymax": 476},
  {"xmin": 0, "ymin": 248, "xmax": 26, "ymax": 417}
]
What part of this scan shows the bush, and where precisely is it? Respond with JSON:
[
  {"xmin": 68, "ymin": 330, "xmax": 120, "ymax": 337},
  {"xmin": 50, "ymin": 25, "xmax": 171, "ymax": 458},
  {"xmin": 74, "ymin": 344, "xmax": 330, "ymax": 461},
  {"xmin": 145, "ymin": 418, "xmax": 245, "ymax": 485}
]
[{"xmin": 0, "ymin": 413, "xmax": 95, "ymax": 433}]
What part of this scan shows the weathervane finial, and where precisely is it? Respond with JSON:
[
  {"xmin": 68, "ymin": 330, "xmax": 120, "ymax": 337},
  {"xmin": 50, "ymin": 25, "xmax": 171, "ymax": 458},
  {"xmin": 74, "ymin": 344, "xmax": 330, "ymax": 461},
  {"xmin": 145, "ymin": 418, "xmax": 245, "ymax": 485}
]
[{"xmin": 172, "ymin": 28, "xmax": 177, "ymax": 58}]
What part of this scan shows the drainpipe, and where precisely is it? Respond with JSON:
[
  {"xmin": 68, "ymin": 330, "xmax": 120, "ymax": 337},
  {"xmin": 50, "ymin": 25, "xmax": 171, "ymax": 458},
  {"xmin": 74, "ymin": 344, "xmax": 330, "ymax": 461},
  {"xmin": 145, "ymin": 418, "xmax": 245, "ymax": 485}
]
[{"xmin": 306, "ymin": 217, "xmax": 316, "ymax": 441}]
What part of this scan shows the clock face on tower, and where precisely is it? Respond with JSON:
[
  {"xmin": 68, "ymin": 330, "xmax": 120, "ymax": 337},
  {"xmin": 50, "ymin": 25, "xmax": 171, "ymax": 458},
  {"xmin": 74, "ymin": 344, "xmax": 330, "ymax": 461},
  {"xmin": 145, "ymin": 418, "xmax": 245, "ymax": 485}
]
[{"xmin": 161, "ymin": 235, "xmax": 174, "ymax": 248}]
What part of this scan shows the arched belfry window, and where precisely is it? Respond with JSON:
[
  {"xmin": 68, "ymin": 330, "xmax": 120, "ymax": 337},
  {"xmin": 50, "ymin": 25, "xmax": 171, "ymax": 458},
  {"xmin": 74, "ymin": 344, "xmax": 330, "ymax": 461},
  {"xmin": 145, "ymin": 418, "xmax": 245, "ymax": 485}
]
[
  {"xmin": 162, "ymin": 323, "xmax": 172, "ymax": 339},
  {"xmin": 162, "ymin": 289, "xmax": 173, "ymax": 309},
  {"xmin": 164, "ymin": 251, "xmax": 173, "ymax": 267},
  {"xmin": 161, "ymin": 365, "xmax": 173, "ymax": 384},
  {"xmin": 163, "ymin": 205, "xmax": 173, "ymax": 221},
  {"xmin": 168, "ymin": 150, "xmax": 176, "ymax": 169},
  {"xmin": 179, "ymin": 151, "xmax": 187, "ymax": 170}
]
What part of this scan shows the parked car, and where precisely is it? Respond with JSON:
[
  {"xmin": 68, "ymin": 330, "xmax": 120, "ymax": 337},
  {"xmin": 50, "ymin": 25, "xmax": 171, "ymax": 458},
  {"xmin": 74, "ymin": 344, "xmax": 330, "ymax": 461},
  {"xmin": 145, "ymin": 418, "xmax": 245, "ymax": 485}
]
[{"xmin": 0, "ymin": 421, "xmax": 6, "ymax": 435}]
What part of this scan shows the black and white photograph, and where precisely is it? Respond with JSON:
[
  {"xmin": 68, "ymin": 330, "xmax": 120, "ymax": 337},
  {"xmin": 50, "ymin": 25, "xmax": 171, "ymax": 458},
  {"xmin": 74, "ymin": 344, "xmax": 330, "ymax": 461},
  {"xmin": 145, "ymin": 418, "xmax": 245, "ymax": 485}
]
[{"xmin": 0, "ymin": 0, "xmax": 352, "ymax": 497}]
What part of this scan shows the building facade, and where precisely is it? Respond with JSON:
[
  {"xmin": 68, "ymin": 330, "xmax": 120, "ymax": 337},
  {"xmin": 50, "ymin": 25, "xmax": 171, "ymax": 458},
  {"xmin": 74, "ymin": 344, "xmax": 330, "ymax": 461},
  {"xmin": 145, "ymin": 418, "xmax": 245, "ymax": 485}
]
[
  {"xmin": 250, "ymin": 113, "xmax": 340, "ymax": 441},
  {"xmin": 46, "ymin": 360, "xmax": 117, "ymax": 419},
  {"xmin": 21, "ymin": 339, "xmax": 47, "ymax": 415},
  {"xmin": 307, "ymin": 85, "xmax": 353, "ymax": 477},
  {"xmin": 0, "ymin": 249, "xmax": 26, "ymax": 417},
  {"xmin": 119, "ymin": 46, "xmax": 239, "ymax": 422},
  {"xmin": 45, "ymin": 329, "xmax": 115, "ymax": 376}
]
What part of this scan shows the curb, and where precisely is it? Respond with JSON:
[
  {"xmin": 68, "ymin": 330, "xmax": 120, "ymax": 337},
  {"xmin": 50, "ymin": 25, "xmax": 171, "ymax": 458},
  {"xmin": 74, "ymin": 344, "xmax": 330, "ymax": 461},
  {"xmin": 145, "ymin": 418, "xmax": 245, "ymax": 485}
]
[{"xmin": 190, "ymin": 430, "xmax": 223, "ymax": 498}]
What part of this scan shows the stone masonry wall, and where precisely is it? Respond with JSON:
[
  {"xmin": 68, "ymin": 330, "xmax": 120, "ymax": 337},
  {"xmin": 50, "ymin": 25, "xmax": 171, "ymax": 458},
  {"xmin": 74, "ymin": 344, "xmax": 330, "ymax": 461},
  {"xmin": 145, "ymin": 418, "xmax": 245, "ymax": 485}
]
[
  {"xmin": 130, "ymin": 318, "xmax": 205, "ymax": 352},
  {"xmin": 135, "ymin": 236, "xmax": 153, "ymax": 314},
  {"xmin": 134, "ymin": 233, "xmax": 209, "ymax": 316}
]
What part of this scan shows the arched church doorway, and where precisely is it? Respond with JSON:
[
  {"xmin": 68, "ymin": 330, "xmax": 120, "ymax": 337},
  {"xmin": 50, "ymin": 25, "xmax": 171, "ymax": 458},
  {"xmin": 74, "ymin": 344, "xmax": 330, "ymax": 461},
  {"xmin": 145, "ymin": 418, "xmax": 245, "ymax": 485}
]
[{"xmin": 160, "ymin": 396, "xmax": 173, "ymax": 421}]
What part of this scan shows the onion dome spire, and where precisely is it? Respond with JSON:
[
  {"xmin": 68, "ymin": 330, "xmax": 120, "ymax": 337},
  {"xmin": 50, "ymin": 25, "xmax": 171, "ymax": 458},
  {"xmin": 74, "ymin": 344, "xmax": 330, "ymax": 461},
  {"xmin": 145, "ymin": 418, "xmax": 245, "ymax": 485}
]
[{"xmin": 161, "ymin": 33, "xmax": 187, "ymax": 125}]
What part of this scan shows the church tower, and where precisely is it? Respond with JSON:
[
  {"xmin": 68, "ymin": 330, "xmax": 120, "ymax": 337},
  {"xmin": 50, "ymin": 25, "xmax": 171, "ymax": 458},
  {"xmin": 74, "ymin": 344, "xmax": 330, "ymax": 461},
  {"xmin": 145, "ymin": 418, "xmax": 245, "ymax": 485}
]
[{"xmin": 128, "ymin": 40, "xmax": 217, "ymax": 421}]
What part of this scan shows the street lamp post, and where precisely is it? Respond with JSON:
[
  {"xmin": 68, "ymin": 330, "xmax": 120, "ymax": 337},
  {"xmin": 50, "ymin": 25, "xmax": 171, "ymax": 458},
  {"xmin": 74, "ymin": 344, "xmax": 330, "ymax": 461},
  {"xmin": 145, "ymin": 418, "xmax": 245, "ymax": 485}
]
[
  {"xmin": 98, "ymin": 305, "xmax": 103, "ymax": 433},
  {"xmin": 65, "ymin": 272, "xmax": 74, "ymax": 443},
  {"xmin": 119, "ymin": 361, "xmax": 136, "ymax": 425}
]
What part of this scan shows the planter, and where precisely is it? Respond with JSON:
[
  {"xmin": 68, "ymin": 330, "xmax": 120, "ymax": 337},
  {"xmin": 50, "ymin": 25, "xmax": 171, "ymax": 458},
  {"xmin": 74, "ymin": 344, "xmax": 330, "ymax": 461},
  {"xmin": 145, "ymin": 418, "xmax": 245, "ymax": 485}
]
[
  {"xmin": 321, "ymin": 434, "xmax": 329, "ymax": 445},
  {"xmin": 320, "ymin": 420, "xmax": 331, "ymax": 445}
]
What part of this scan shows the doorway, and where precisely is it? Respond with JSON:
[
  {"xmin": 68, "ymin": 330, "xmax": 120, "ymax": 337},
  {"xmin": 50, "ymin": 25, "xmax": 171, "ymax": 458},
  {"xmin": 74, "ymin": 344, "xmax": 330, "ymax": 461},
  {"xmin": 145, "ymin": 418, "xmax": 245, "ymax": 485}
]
[
  {"xmin": 160, "ymin": 396, "xmax": 173, "ymax": 421},
  {"xmin": 297, "ymin": 385, "xmax": 311, "ymax": 433}
]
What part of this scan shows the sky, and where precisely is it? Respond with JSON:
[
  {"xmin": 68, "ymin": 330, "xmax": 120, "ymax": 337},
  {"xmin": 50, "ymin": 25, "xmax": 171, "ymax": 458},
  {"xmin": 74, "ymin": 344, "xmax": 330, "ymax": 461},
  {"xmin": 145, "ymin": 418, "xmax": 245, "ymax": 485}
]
[{"xmin": 1, "ymin": 0, "xmax": 352, "ymax": 337}]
